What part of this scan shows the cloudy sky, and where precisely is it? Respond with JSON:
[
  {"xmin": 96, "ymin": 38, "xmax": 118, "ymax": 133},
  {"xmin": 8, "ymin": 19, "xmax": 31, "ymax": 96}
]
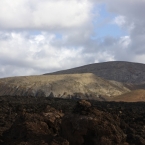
[{"xmin": 0, "ymin": 0, "xmax": 145, "ymax": 78}]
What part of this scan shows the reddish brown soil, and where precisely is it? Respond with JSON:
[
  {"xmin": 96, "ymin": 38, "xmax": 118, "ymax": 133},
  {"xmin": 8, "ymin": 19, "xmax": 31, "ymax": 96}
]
[{"xmin": 113, "ymin": 89, "xmax": 145, "ymax": 102}]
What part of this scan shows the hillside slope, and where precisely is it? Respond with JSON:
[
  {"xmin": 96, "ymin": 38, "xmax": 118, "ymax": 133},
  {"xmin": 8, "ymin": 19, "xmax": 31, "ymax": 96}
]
[
  {"xmin": 112, "ymin": 89, "xmax": 145, "ymax": 102},
  {"xmin": 0, "ymin": 73, "xmax": 130, "ymax": 99},
  {"xmin": 45, "ymin": 61, "xmax": 145, "ymax": 84}
]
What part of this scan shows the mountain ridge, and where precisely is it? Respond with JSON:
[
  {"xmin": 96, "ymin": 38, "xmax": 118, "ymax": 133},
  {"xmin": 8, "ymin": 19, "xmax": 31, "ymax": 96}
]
[
  {"xmin": 1, "ymin": 61, "xmax": 145, "ymax": 101},
  {"xmin": 0, "ymin": 73, "xmax": 130, "ymax": 99},
  {"xmin": 45, "ymin": 61, "xmax": 145, "ymax": 84}
]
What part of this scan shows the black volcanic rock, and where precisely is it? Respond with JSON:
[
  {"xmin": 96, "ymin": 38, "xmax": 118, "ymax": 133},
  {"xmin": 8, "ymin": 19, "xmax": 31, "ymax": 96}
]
[
  {"xmin": 45, "ymin": 61, "xmax": 145, "ymax": 84},
  {"xmin": 1, "ymin": 97, "xmax": 145, "ymax": 145}
]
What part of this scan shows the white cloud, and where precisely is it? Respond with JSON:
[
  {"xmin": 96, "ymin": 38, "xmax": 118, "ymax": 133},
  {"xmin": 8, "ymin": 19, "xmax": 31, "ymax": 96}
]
[
  {"xmin": 112, "ymin": 15, "xmax": 126, "ymax": 26},
  {"xmin": 0, "ymin": 31, "xmax": 88, "ymax": 77},
  {"xmin": 0, "ymin": 30, "xmax": 115, "ymax": 78},
  {"xmin": 94, "ymin": 51, "xmax": 115, "ymax": 63},
  {"xmin": 101, "ymin": 0, "xmax": 145, "ymax": 63},
  {"xmin": 0, "ymin": 0, "xmax": 99, "ymax": 78},
  {"xmin": 0, "ymin": 0, "xmax": 92, "ymax": 30},
  {"xmin": 119, "ymin": 36, "xmax": 131, "ymax": 48},
  {"xmin": 134, "ymin": 54, "xmax": 145, "ymax": 64},
  {"xmin": 1, "ymin": 0, "xmax": 145, "ymax": 78}
]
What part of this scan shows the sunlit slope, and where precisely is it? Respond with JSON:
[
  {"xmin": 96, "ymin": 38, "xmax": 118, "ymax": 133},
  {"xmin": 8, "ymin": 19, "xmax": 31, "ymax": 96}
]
[{"xmin": 0, "ymin": 73, "xmax": 130, "ymax": 99}]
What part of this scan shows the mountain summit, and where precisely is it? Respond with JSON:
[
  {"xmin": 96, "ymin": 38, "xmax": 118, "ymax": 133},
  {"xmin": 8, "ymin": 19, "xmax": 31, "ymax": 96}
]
[{"xmin": 45, "ymin": 61, "xmax": 145, "ymax": 84}]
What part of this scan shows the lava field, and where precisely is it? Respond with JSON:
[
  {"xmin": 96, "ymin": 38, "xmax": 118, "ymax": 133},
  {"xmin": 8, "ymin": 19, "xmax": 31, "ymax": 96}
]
[{"xmin": 0, "ymin": 96, "xmax": 145, "ymax": 145}]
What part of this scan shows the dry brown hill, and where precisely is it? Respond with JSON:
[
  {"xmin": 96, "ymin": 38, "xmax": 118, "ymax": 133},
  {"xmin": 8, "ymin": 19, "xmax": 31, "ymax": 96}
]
[
  {"xmin": 0, "ymin": 73, "xmax": 130, "ymax": 99},
  {"xmin": 112, "ymin": 89, "xmax": 145, "ymax": 102},
  {"xmin": 45, "ymin": 61, "xmax": 145, "ymax": 84}
]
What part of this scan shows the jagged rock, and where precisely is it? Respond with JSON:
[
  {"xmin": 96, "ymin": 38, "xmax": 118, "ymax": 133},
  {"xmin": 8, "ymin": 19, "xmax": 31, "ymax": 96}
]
[
  {"xmin": 51, "ymin": 137, "xmax": 69, "ymax": 145},
  {"xmin": 78, "ymin": 100, "xmax": 91, "ymax": 108},
  {"xmin": 61, "ymin": 100, "xmax": 126, "ymax": 145},
  {"xmin": 1, "ymin": 97, "xmax": 145, "ymax": 145},
  {"xmin": 49, "ymin": 92, "xmax": 55, "ymax": 98},
  {"xmin": 73, "ymin": 100, "xmax": 92, "ymax": 115},
  {"xmin": 2, "ymin": 105, "xmax": 64, "ymax": 145}
]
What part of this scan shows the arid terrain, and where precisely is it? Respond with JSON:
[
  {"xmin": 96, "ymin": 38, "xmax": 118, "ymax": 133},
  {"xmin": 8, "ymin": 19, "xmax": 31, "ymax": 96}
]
[
  {"xmin": 1, "ymin": 61, "xmax": 145, "ymax": 145},
  {"xmin": 0, "ymin": 73, "xmax": 130, "ymax": 100},
  {"xmin": 0, "ymin": 96, "xmax": 145, "ymax": 145},
  {"xmin": 0, "ymin": 61, "xmax": 145, "ymax": 101},
  {"xmin": 112, "ymin": 89, "xmax": 145, "ymax": 102}
]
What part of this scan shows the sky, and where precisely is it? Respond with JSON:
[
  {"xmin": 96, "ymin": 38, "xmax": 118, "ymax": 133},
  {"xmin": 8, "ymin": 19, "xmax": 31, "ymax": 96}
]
[{"xmin": 0, "ymin": 0, "xmax": 145, "ymax": 78}]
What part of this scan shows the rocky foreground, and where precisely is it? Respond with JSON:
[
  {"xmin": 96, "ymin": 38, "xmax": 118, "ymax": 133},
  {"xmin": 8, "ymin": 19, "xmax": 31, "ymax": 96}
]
[{"xmin": 0, "ymin": 96, "xmax": 145, "ymax": 145}]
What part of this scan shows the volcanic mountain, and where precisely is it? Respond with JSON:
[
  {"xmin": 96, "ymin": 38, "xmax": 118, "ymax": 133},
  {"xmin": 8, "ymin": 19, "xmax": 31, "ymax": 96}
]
[
  {"xmin": 0, "ymin": 61, "xmax": 145, "ymax": 101},
  {"xmin": 45, "ymin": 61, "xmax": 145, "ymax": 84}
]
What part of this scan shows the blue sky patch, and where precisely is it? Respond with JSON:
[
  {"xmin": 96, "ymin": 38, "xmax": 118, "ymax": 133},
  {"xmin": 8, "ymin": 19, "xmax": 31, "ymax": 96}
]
[
  {"xmin": 92, "ymin": 4, "xmax": 127, "ymax": 39},
  {"xmin": 55, "ymin": 33, "xmax": 63, "ymax": 39}
]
